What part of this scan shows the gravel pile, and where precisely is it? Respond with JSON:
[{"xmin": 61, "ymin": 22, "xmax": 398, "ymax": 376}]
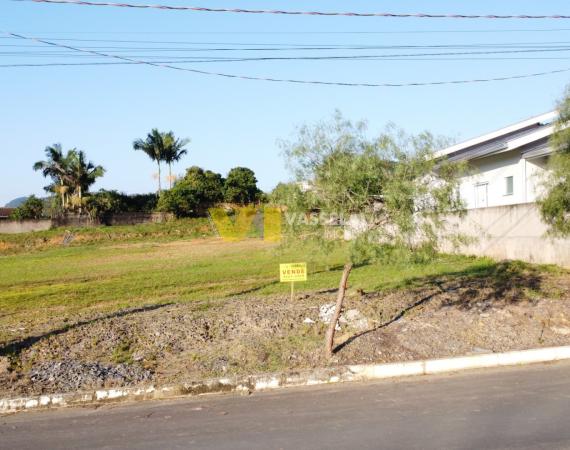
[{"xmin": 28, "ymin": 360, "xmax": 152, "ymax": 392}]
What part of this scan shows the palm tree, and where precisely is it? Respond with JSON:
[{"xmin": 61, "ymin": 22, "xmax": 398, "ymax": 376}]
[
  {"xmin": 34, "ymin": 144, "xmax": 105, "ymax": 213},
  {"xmin": 133, "ymin": 129, "xmax": 167, "ymax": 195},
  {"xmin": 67, "ymin": 150, "xmax": 105, "ymax": 212},
  {"xmin": 162, "ymin": 132, "xmax": 190, "ymax": 189},
  {"xmin": 133, "ymin": 129, "xmax": 189, "ymax": 193},
  {"xmin": 33, "ymin": 144, "xmax": 73, "ymax": 209}
]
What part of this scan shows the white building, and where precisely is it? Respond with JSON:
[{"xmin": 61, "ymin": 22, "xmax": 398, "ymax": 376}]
[{"xmin": 436, "ymin": 111, "xmax": 557, "ymax": 209}]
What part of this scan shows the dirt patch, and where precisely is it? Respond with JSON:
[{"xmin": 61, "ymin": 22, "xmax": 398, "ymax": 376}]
[{"xmin": 1, "ymin": 262, "xmax": 569, "ymax": 397}]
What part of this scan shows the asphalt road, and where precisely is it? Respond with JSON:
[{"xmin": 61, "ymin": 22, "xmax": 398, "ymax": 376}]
[{"xmin": 2, "ymin": 362, "xmax": 570, "ymax": 450}]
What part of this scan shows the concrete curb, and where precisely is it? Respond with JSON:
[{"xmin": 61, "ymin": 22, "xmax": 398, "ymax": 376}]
[{"xmin": 2, "ymin": 345, "xmax": 570, "ymax": 414}]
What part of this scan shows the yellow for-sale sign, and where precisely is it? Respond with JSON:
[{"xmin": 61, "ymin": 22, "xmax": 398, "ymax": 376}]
[{"xmin": 280, "ymin": 263, "xmax": 307, "ymax": 283}]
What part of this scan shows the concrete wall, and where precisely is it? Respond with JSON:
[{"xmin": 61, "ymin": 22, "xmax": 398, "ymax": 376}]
[
  {"xmin": 103, "ymin": 212, "xmax": 171, "ymax": 226},
  {"xmin": 447, "ymin": 203, "xmax": 570, "ymax": 268},
  {"xmin": 0, "ymin": 213, "xmax": 172, "ymax": 235},
  {"xmin": 0, "ymin": 219, "xmax": 52, "ymax": 234},
  {"xmin": 345, "ymin": 203, "xmax": 570, "ymax": 268}
]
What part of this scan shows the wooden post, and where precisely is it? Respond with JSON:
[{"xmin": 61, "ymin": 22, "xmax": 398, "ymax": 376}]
[
  {"xmin": 290, "ymin": 281, "xmax": 295, "ymax": 302},
  {"xmin": 325, "ymin": 263, "xmax": 353, "ymax": 358}
]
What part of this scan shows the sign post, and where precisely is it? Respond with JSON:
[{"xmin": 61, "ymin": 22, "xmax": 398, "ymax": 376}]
[{"xmin": 280, "ymin": 262, "xmax": 307, "ymax": 301}]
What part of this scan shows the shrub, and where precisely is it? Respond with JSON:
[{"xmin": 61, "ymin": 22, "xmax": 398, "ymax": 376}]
[
  {"xmin": 224, "ymin": 167, "xmax": 261, "ymax": 204},
  {"xmin": 84, "ymin": 190, "xmax": 158, "ymax": 220},
  {"xmin": 158, "ymin": 166, "xmax": 224, "ymax": 218},
  {"xmin": 9, "ymin": 196, "xmax": 45, "ymax": 220}
]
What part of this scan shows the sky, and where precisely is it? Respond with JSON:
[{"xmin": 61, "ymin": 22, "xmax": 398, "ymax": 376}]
[{"xmin": 1, "ymin": 0, "xmax": 570, "ymax": 206}]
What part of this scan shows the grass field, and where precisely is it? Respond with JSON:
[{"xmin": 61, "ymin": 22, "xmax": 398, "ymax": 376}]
[
  {"xmin": 2, "ymin": 221, "xmax": 569, "ymax": 395},
  {"xmin": 0, "ymin": 220, "xmax": 499, "ymax": 344}
]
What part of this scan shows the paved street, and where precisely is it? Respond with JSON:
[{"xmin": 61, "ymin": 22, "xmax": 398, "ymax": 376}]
[{"xmin": 2, "ymin": 362, "xmax": 570, "ymax": 449}]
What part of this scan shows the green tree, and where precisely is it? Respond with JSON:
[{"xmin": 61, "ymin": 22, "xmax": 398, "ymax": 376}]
[
  {"xmin": 33, "ymin": 145, "xmax": 104, "ymax": 213},
  {"xmin": 224, "ymin": 167, "xmax": 261, "ymax": 204},
  {"xmin": 539, "ymin": 90, "xmax": 570, "ymax": 236},
  {"xmin": 184, "ymin": 166, "xmax": 225, "ymax": 204},
  {"xmin": 270, "ymin": 182, "xmax": 300, "ymax": 205},
  {"xmin": 158, "ymin": 166, "xmax": 224, "ymax": 217},
  {"xmin": 162, "ymin": 133, "xmax": 190, "ymax": 189},
  {"xmin": 84, "ymin": 190, "xmax": 124, "ymax": 220},
  {"xmin": 85, "ymin": 190, "xmax": 159, "ymax": 220},
  {"xmin": 280, "ymin": 113, "xmax": 466, "ymax": 358},
  {"xmin": 33, "ymin": 144, "xmax": 73, "ymax": 210},
  {"xmin": 133, "ymin": 129, "xmax": 189, "ymax": 194},
  {"xmin": 9, "ymin": 195, "xmax": 45, "ymax": 220},
  {"xmin": 66, "ymin": 150, "xmax": 105, "ymax": 212}
]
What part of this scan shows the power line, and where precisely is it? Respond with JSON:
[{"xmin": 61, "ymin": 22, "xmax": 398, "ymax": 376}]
[
  {"xmin": 4, "ymin": 31, "xmax": 570, "ymax": 87},
  {"xmin": 5, "ymin": 38, "xmax": 570, "ymax": 48},
  {"xmin": 5, "ymin": 28, "xmax": 570, "ymax": 34},
  {"xmin": 5, "ymin": 56, "xmax": 570, "ymax": 68},
  {"xmin": 17, "ymin": 0, "xmax": 570, "ymax": 20},
  {"xmin": 4, "ymin": 48, "xmax": 570, "ymax": 59}
]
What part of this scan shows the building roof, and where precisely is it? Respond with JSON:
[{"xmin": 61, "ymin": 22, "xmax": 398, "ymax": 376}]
[
  {"xmin": 0, "ymin": 208, "xmax": 15, "ymax": 218},
  {"xmin": 436, "ymin": 111, "xmax": 557, "ymax": 162}
]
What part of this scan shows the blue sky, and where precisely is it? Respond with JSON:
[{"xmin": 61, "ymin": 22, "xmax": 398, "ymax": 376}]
[{"xmin": 1, "ymin": 0, "xmax": 570, "ymax": 205}]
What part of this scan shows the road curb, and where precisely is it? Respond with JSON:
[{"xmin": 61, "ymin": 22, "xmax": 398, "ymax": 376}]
[{"xmin": 2, "ymin": 345, "xmax": 570, "ymax": 414}]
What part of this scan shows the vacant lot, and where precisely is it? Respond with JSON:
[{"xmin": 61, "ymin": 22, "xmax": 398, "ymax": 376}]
[{"xmin": 0, "ymin": 221, "xmax": 569, "ymax": 397}]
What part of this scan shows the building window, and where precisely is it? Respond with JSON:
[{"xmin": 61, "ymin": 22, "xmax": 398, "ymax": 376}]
[{"xmin": 505, "ymin": 176, "xmax": 514, "ymax": 196}]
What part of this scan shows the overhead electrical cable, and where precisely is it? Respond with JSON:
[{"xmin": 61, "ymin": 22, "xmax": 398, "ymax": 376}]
[
  {"xmin": 3, "ymin": 48, "xmax": 570, "ymax": 59},
  {"xmin": 6, "ymin": 28, "xmax": 570, "ymax": 34},
  {"xmin": 4, "ymin": 31, "xmax": 570, "ymax": 87},
  {"xmin": 4, "ymin": 39, "xmax": 570, "ymax": 48},
  {"xmin": 16, "ymin": 0, "xmax": 570, "ymax": 20},
  {"xmin": 5, "ymin": 56, "xmax": 570, "ymax": 68}
]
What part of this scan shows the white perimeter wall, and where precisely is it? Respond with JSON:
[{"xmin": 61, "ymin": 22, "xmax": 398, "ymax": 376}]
[
  {"xmin": 447, "ymin": 203, "xmax": 570, "ymax": 268},
  {"xmin": 346, "ymin": 203, "xmax": 570, "ymax": 268}
]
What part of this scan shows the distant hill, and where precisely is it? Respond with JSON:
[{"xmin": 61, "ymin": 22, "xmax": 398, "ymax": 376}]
[{"xmin": 5, "ymin": 197, "xmax": 28, "ymax": 208}]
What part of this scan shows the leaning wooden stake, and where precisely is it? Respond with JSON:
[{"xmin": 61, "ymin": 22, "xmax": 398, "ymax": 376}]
[{"xmin": 325, "ymin": 263, "xmax": 353, "ymax": 358}]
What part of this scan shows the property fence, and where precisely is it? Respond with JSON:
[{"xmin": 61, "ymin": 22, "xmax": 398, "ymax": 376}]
[
  {"xmin": 0, "ymin": 212, "xmax": 172, "ymax": 234},
  {"xmin": 344, "ymin": 203, "xmax": 570, "ymax": 268},
  {"xmin": 447, "ymin": 203, "xmax": 570, "ymax": 268}
]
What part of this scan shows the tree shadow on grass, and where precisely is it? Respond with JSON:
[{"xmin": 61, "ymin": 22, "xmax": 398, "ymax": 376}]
[
  {"xmin": 0, "ymin": 303, "xmax": 175, "ymax": 358},
  {"xmin": 333, "ymin": 260, "xmax": 547, "ymax": 354}
]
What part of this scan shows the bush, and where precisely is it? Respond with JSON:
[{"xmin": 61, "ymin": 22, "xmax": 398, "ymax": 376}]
[
  {"xmin": 157, "ymin": 182, "xmax": 201, "ymax": 218},
  {"xmin": 224, "ymin": 167, "xmax": 261, "ymax": 204},
  {"xmin": 157, "ymin": 165, "xmax": 264, "ymax": 217},
  {"xmin": 539, "ymin": 88, "xmax": 570, "ymax": 236},
  {"xmin": 84, "ymin": 190, "xmax": 158, "ymax": 220},
  {"xmin": 269, "ymin": 182, "xmax": 307, "ymax": 207},
  {"xmin": 158, "ymin": 166, "xmax": 224, "ymax": 218},
  {"xmin": 9, "ymin": 196, "xmax": 45, "ymax": 220}
]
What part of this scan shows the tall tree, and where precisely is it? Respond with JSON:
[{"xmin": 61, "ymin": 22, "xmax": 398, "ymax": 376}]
[
  {"xmin": 67, "ymin": 150, "xmax": 106, "ymax": 211},
  {"xmin": 539, "ymin": 90, "xmax": 570, "ymax": 236},
  {"xmin": 133, "ymin": 129, "xmax": 189, "ymax": 194},
  {"xmin": 280, "ymin": 113, "xmax": 466, "ymax": 358},
  {"xmin": 224, "ymin": 167, "xmax": 261, "ymax": 204},
  {"xmin": 157, "ymin": 166, "xmax": 224, "ymax": 218},
  {"xmin": 34, "ymin": 144, "xmax": 105, "ymax": 213},
  {"xmin": 133, "ymin": 129, "xmax": 166, "ymax": 195},
  {"xmin": 33, "ymin": 144, "xmax": 73, "ymax": 209},
  {"xmin": 162, "ymin": 132, "xmax": 190, "ymax": 189}
]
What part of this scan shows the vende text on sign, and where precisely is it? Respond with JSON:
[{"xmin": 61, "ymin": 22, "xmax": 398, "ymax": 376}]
[{"xmin": 279, "ymin": 263, "xmax": 307, "ymax": 283}]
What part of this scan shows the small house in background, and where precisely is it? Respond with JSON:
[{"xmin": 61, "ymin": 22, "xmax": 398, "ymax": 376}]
[
  {"xmin": 0, "ymin": 208, "xmax": 14, "ymax": 220},
  {"xmin": 436, "ymin": 111, "xmax": 556, "ymax": 209}
]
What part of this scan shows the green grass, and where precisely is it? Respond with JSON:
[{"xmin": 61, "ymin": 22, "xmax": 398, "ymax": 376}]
[
  {"xmin": 0, "ymin": 218, "xmax": 215, "ymax": 255},
  {"xmin": 0, "ymin": 223, "xmax": 499, "ymax": 344}
]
